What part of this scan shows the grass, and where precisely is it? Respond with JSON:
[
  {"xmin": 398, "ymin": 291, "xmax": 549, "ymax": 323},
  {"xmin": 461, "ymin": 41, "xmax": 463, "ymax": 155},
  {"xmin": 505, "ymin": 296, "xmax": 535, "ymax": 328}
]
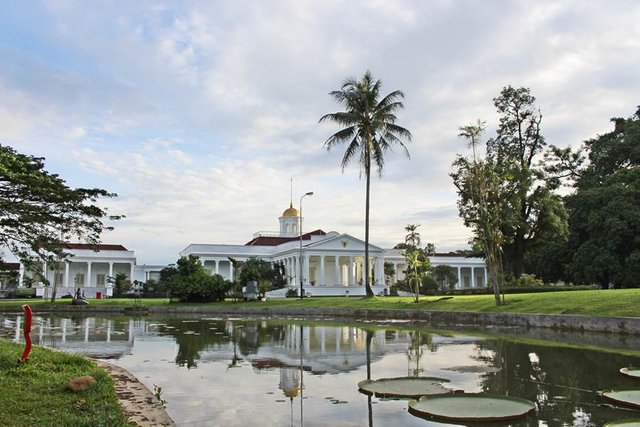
[
  {"xmin": 0, "ymin": 340, "xmax": 128, "ymax": 426},
  {"xmin": 1, "ymin": 288, "xmax": 639, "ymax": 318}
]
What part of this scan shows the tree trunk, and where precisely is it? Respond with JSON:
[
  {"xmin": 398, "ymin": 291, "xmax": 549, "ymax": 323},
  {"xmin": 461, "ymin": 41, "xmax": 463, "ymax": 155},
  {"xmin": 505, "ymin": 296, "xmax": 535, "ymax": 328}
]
[{"xmin": 364, "ymin": 146, "xmax": 373, "ymax": 297}]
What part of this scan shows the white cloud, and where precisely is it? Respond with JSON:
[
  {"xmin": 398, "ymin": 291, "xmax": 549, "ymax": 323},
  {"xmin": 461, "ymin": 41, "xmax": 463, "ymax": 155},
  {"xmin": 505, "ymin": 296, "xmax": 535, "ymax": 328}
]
[{"xmin": 1, "ymin": 0, "xmax": 639, "ymax": 263}]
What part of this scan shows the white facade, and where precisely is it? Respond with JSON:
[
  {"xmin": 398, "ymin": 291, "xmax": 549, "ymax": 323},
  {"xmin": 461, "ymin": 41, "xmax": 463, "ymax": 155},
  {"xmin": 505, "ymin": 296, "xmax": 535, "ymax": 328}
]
[
  {"xmin": 14, "ymin": 204, "xmax": 487, "ymax": 299},
  {"xmin": 181, "ymin": 204, "xmax": 488, "ymax": 297},
  {"xmin": 22, "ymin": 244, "xmax": 164, "ymax": 299}
]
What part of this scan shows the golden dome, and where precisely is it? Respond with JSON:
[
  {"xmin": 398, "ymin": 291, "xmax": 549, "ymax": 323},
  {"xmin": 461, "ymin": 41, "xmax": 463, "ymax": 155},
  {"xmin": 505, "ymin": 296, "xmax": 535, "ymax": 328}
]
[{"xmin": 282, "ymin": 203, "xmax": 299, "ymax": 217}]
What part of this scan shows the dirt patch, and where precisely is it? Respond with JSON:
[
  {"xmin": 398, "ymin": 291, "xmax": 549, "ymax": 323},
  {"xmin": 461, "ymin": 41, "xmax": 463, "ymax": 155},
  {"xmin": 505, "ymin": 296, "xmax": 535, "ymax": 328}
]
[{"xmin": 95, "ymin": 360, "xmax": 175, "ymax": 426}]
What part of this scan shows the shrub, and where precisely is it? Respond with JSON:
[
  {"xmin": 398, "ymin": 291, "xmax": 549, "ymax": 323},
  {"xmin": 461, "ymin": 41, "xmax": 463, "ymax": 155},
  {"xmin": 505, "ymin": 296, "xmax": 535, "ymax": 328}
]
[
  {"xmin": 421, "ymin": 276, "xmax": 439, "ymax": 295},
  {"xmin": 285, "ymin": 288, "xmax": 298, "ymax": 298},
  {"xmin": 8, "ymin": 287, "xmax": 35, "ymax": 298},
  {"xmin": 505, "ymin": 274, "xmax": 545, "ymax": 288}
]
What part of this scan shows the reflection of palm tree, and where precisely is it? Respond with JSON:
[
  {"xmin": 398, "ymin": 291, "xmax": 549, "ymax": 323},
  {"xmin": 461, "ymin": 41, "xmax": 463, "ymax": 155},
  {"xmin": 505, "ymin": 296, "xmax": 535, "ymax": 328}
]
[
  {"xmin": 407, "ymin": 331, "xmax": 430, "ymax": 377},
  {"xmin": 227, "ymin": 323, "xmax": 242, "ymax": 369},
  {"xmin": 321, "ymin": 71, "xmax": 411, "ymax": 296},
  {"xmin": 366, "ymin": 329, "xmax": 374, "ymax": 427}
]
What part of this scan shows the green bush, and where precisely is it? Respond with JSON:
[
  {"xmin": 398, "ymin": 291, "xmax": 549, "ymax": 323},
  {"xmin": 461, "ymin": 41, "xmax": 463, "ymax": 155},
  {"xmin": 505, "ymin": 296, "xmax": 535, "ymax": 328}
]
[
  {"xmin": 505, "ymin": 274, "xmax": 545, "ymax": 288},
  {"xmin": 285, "ymin": 288, "xmax": 298, "ymax": 298},
  {"xmin": 8, "ymin": 287, "xmax": 35, "ymax": 298},
  {"xmin": 421, "ymin": 276, "xmax": 439, "ymax": 295},
  {"xmin": 169, "ymin": 255, "xmax": 231, "ymax": 302}
]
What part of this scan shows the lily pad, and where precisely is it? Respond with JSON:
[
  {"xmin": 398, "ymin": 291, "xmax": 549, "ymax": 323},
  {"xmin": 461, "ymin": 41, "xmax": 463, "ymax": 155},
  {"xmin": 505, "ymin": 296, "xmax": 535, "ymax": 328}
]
[
  {"xmin": 604, "ymin": 419, "xmax": 640, "ymax": 427},
  {"xmin": 408, "ymin": 394, "xmax": 536, "ymax": 422},
  {"xmin": 602, "ymin": 390, "xmax": 640, "ymax": 409},
  {"xmin": 621, "ymin": 368, "xmax": 640, "ymax": 380},
  {"xmin": 358, "ymin": 377, "xmax": 451, "ymax": 398}
]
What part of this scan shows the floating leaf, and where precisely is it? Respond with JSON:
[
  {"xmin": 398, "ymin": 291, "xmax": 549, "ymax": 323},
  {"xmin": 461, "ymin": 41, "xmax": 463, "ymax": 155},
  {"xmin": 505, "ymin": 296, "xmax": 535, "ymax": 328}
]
[
  {"xmin": 602, "ymin": 390, "xmax": 640, "ymax": 409},
  {"xmin": 409, "ymin": 394, "xmax": 536, "ymax": 422},
  {"xmin": 358, "ymin": 377, "xmax": 451, "ymax": 398},
  {"xmin": 621, "ymin": 368, "xmax": 640, "ymax": 380}
]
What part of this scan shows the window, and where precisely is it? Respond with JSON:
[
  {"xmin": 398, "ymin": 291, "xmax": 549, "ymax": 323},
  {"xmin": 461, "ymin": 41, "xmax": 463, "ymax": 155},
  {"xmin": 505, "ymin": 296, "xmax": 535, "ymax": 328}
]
[{"xmin": 96, "ymin": 274, "xmax": 106, "ymax": 286}]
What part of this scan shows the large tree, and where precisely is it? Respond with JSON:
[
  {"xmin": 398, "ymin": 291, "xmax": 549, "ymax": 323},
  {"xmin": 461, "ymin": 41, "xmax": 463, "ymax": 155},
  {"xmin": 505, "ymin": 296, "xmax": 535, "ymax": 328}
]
[
  {"xmin": 552, "ymin": 108, "xmax": 640, "ymax": 288},
  {"xmin": 169, "ymin": 255, "xmax": 229, "ymax": 302},
  {"xmin": 0, "ymin": 144, "xmax": 121, "ymax": 298},
  {"xmin": 320, "ymin": 71, "xmax": 411, "ymax": 296},
  {"xmin": 451, "ymin": 87, "xmax": 567, "ymax": 282}
]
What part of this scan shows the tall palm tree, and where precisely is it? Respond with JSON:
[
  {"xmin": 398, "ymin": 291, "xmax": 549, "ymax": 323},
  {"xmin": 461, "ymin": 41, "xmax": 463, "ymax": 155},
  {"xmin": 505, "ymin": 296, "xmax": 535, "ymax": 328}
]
[{"xmin": 320, "ymin": 71, "xmax": 411, "ymax": 296}]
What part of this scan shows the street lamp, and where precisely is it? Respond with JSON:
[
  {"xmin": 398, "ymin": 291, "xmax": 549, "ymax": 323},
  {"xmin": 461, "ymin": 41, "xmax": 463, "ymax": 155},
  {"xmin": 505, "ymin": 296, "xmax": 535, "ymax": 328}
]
[{"xmin": 299, "ymin": 191, "xmax": 313, "ymax": 299}]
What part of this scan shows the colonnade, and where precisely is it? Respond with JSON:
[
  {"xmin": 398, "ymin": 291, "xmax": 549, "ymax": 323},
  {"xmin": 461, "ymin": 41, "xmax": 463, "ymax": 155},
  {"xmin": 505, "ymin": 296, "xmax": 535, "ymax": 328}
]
[
  {"xmin": 279, "ymin": 254, "xmax": 385, "ymax": 287},
  {"xmin": 36, "ymin": 260, "xmax": 135, "ymax": 288},
  {"xmin": 387, "ymin": 262, "xmax": 489, "ymax": 288}
]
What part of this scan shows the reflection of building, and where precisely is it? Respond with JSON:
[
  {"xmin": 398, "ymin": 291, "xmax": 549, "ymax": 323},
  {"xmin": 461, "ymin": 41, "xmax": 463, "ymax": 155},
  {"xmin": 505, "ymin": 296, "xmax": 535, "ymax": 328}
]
[
  {"xmin": 181, "ymin": 203, "xmax": 488, "ymax": 296},
  {"xmin": 4, "ymin": 315, "xmax": 144, "ymax": 358},
  {"xmin": 279, "ymin": 368, "xmax": 301, "ymax": 399}
]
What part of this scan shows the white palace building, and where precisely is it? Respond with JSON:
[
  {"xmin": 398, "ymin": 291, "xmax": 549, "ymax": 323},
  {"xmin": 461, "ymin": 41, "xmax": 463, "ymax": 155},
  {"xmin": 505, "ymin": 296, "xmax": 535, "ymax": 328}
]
[
  {"xmin": 180, "ymin": 203, "xmax": 488, "ymax": 297},
  {"xmin": 13, "ymin": 203, "xmax": 488, "ymax": 299}
]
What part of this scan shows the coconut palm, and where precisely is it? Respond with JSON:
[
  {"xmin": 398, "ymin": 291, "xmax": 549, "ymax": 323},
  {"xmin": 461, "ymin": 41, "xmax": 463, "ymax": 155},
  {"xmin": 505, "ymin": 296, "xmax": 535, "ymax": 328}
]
[{"xmin": 320, "ymin": 71, "xmax": 411, "ymax": 296}]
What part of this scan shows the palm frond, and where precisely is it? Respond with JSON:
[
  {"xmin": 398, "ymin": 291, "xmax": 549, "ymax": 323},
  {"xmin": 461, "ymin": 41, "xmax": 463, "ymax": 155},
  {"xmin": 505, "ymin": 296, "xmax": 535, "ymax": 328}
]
[{"xmin": 324, "ymin": 126, "xmax": 356, "ymax": 149}]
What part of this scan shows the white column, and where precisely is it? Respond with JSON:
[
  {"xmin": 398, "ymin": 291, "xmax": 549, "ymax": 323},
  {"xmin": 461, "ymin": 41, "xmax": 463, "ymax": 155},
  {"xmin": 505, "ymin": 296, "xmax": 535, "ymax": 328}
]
[
  {"xmin": 109, "ymin": 262, "xmax": 114, "ymax": 278},
  {"xmin": 215, "ymin": 260, "xmax": 219, "ymax": 275},
  {"xmin": 457, "ymin": 266, "xmax": 461, "ymax": 289},
  {"xmin": 65, "ymin": 262, "xmax": 70, "ymax": 287},
  {"xmin": 484, "ymin": 267, "xmax": 488, "ymax": 285},
  {"xmin": 42, "ymin": 261, "xmax": 47, "ymax": 285},
  {"xmin": 349, "ymin": 256, "xmax": 354, "ymax": 286},
  {"xmin": 320, "ymin": 255, "xmax": 325, "ymax": 286},
  {"xmin": 229, "ymin": 261, "xmax": 234, "ymax": 281},
  {"xmin": 471, "ymin": 267, "xmax": 476, "ymax": 288},
  {"xmin": 335, "ymin": 256, "xmax": 340, "ymax": 286},
  {"xmin": 87, "ymin": 262, "xmax": 92, "ymax": 287},
  {"xmin": 130, "ymin": 263, "xmax": 134, "ymax": 281},
  {"xmin": 376, "ymin": 257, "xmax": 383, "ymax": 285},
  {"xmin": 19, "ymin": 262, "xmax": 25, "ymax": 287},
  {"xmin": 304, "ymin": 255, "xmax": 310, "ymax": 285},
  {"xmin": 392, "ymin": 262, "xmax": 398, "ymax": 284}
]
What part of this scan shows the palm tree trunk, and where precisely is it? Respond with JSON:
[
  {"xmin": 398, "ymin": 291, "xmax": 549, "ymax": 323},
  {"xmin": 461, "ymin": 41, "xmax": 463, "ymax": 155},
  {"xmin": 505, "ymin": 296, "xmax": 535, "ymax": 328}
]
[{"xmin": 364, "ymin": 146, "xmax": 373, "ymax": 297}]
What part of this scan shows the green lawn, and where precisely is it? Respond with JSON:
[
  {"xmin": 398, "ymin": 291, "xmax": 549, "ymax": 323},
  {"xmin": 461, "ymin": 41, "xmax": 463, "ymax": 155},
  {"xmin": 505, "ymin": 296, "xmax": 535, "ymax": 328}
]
[
  {"xmin": 2, "ymin": 288, "xmax": 639, "ymax": 318},
  {"xmin": 0, "ymin": 340, "xmax": 128, "ymax": 426}
]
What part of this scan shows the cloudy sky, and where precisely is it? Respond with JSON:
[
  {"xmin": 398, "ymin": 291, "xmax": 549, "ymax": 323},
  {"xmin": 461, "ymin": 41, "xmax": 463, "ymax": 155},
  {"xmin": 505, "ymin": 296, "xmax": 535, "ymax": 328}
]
[{"xmin": 1, "ymin": 1, "xmax": 638, "ymax": 264}]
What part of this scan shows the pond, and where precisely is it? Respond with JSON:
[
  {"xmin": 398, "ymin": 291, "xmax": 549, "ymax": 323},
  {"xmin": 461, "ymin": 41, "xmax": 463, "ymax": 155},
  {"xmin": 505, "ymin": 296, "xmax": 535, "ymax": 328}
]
[{"xmin": 2, "ymin": 312, "xmax": 640, "ymax": 426}]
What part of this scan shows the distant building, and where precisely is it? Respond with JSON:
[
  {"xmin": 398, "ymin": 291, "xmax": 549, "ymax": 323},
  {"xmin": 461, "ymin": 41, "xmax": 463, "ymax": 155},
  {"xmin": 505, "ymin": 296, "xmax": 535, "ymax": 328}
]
[
  {"xmin": 181, "ymin": 203, "xmax": 488, "ymax": 297},
  {"xmin": 11, "ymin": 203, "xmax": 487, "ymax": 298},
  {"xmin": 18, "ymin": 244, "xmax": 164, "ymax": 299}
]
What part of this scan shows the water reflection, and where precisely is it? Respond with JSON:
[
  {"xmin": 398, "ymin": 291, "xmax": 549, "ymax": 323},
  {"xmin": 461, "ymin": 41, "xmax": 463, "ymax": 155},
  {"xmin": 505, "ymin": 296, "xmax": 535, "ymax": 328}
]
[{"xmin": 2, "ymin": 313, "xmax": 640, "ymax": 426}]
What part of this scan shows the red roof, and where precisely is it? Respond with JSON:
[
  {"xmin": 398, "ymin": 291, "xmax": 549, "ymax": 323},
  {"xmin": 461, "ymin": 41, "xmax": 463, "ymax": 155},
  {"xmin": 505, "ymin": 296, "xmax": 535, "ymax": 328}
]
[
  {"xmin": 245, "ymin": 229, "xmax": 326, "ymax": 246},
  {"xmin": 0, "ymin": 262, "xmax": 20, "ymax": 271},
  {"xmin": 67, "ymin": 243, "xmax": 129, "ymax": 251}
]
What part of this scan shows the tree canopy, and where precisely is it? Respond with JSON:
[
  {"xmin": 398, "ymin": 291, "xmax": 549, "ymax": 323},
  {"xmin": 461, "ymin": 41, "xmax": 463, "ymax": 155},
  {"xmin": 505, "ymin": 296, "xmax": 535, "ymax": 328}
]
[
  {"xmin": 0, "ymin": 144, "xmax": 121, "ymax": 264},
  {"xmin": 321, "ymin": 71, "xmax": 411, "ymax": 296},
  {"xmin": 168, "ymin": 255, "xmax": 229, "ymax": 302},
  {"xmin": 451, "ymin": 87, "xmax": 568, "ymax": 288},
  {"xmin": 559, "ymin": 107, "xmax": 640, "ymax": 288}
]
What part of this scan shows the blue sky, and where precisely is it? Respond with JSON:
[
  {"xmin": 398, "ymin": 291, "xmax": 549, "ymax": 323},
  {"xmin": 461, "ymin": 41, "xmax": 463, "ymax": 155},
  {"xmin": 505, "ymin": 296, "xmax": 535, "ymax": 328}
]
[{"xmin": 1, "ymin": 0, "xmax": 639, "ymax": 264}]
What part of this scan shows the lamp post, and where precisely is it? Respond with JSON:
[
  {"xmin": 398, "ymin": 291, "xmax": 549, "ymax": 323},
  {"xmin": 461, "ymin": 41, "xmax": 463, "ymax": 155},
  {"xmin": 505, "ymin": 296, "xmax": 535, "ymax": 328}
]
[{"xmin": 299, "ymin": 191, "xmax": 313, "ymax": 299}]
